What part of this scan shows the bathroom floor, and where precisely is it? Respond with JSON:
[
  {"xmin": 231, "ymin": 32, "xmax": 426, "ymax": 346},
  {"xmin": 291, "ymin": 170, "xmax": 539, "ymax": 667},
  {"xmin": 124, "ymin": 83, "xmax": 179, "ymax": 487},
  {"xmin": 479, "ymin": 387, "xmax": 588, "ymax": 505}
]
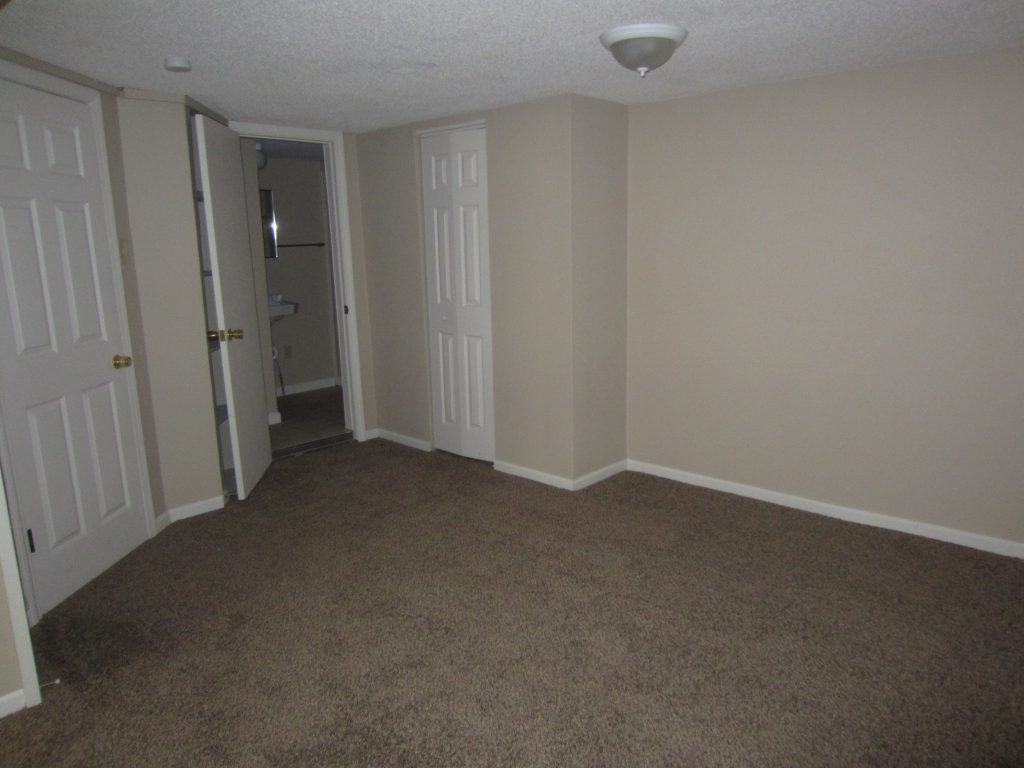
[{"xmin": 269, "ymin": 386, "xmax": 351, "ymax": 458}]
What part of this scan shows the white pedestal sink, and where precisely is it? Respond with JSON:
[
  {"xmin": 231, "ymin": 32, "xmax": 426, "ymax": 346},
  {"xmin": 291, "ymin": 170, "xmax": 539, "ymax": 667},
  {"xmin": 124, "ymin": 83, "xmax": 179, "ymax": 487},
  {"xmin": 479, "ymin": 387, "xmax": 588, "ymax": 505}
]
[{"xmin": 268, "ymin": 295, "xmax": 298, "ymax": 321}]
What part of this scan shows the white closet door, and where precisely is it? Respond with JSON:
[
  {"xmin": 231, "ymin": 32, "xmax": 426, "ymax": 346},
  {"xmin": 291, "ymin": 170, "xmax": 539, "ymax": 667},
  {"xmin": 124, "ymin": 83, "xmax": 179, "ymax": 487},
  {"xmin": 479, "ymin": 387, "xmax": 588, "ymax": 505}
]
[
  {"xmin": 420, "ymin": 127, "xmax": 494, "ymax": 461},
  {"xmin": 193, "ymin": 115, "xmax": 271, "ymax": 499},
  {"xmin": 0, "ymin": 75, "xmax": 150, "ymax": 617}
]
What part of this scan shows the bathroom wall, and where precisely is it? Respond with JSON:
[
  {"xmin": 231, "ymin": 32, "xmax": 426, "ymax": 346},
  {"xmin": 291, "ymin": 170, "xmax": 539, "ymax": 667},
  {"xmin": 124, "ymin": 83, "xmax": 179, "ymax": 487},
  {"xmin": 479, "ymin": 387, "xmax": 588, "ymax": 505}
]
[{"xmin": 258, "ymin": 155, "xmax": 340, "ymax": 393}]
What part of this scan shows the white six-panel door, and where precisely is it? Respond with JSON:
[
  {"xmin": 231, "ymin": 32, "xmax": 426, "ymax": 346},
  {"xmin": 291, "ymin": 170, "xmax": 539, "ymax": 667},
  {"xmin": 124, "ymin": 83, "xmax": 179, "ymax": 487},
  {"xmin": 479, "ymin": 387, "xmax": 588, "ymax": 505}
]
[
  {"xmin": 420, "ymin": 127, "xmax": 494, "ymax": 461},
  {"xmin": 0, "ymin": 74, "xmax": 151, "ymax": 618}
]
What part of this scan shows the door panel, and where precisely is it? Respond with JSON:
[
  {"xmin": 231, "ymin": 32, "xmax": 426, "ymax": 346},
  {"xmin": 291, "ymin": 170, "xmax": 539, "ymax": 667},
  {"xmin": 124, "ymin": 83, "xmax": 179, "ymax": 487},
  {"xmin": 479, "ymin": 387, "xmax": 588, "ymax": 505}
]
[
  {"xmin": 0, "ymin": 196, "xmax": 55, "ymax": 354},
  {"xmin": 82, "ymin": 382, "xmax": 129, "ymax": 518},
  {"xmin": 54, "ymin": 201, "xmax": 105, "ymax": 342},
  {"xmin": 421, "ymin": 127, "xmax": 494, "ymax": 461},
  {"xmin": 193, "ymin": 115, "xmax": 271, "ymax": 499},
  {"xmin": 0, "ymin": 76, "xmax": 150, "ymax": 617}
]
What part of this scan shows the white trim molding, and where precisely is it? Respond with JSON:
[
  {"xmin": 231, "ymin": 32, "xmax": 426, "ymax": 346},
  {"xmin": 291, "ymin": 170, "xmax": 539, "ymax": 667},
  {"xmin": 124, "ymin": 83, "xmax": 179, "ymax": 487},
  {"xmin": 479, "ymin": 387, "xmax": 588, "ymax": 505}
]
[
  {"xmin": 490, "ymin": 455, "xmax": 1023, "ymax": 558},
  {"xmin": 369, "ymin": 430, "xmax": 433, "ymax": 452},
  {"xmin": 493, "ymin": 460, "xmax": 628, "ymax": 491},
  {"xmin": 0, "ymin": 689, "xmax": 28, "ymax": 718},
  {"xmin": 571, "ymin": 461, "xmax": 628, "ymax": 491},
  {"xmin": 494, "ymin": 461, "xmax": 573, "ymax": 490},
  {"xmin": 167, "ymin": 495, "xmax": 225, "ymax": 524},
  {"xmin": 267, "ymin": 410, "xmax": 282, "ymax": 426},
  {"xmin": 279, "ymin": 377, "xmax": 337, "ymax": 397},
  {"xmin": 626, "ymin": 460, "xmax": 1024, "ymax": 560},
  {"xmin": 0, "ymin": 472, "xmax": 40, "ymax": 713}
]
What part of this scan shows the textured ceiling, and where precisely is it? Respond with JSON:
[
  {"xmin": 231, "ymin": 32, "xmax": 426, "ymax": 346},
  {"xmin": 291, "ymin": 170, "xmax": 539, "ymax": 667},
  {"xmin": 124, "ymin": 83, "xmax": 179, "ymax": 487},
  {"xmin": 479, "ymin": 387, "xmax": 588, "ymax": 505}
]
[{"xmin": 1, "ymin": 1, "xmax": 1022, "ymax": 132}]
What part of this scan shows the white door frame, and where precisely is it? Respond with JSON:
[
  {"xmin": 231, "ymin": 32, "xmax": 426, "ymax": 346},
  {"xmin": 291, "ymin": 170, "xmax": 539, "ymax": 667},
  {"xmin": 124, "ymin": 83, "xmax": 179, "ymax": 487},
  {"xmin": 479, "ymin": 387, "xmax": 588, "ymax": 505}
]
[
  {"xmin": 0, "ymin": 58, "xmax": 158, "ymax": 711},
  {"xmin": 229, "ymin": 122, "xmax": 367, "ymax": 441},
  {"xmin": 0, "ymin": 470, "xmax": 40, "ymax": 713}
]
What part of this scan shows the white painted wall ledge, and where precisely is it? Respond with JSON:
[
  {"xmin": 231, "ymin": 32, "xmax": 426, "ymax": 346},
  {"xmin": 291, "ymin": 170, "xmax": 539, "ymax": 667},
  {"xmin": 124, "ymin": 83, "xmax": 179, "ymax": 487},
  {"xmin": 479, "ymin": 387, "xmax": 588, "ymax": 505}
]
[{"xmin": 490, "ymin": 456, "xmax": 1023, "ymax": 560}]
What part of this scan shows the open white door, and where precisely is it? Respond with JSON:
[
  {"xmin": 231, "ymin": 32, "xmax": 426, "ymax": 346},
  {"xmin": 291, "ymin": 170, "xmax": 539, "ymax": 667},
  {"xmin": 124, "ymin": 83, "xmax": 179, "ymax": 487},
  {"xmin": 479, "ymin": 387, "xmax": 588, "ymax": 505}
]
[
  {"xmin": 0, "ymin": 73, "xmax": 152, "ymax": 618},
  {"xmin": 193, "ymin": 115, "xmax": 271, "ymax": 499},
  {"xmin": 420, "ymin": 126, "xmax": 495, "ymax": 461}
]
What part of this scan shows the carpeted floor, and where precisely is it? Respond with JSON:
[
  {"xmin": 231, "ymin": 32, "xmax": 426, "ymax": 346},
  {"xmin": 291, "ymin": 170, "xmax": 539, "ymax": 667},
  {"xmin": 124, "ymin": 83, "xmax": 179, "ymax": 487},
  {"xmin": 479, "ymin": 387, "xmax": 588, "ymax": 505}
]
[
  {"xmin": 1, "ymin": 439, "xmax": 1022, "ymax": 767},
  {"xmin": 270, "ymin": 386, "xmax": 351, "ymax": 458}
]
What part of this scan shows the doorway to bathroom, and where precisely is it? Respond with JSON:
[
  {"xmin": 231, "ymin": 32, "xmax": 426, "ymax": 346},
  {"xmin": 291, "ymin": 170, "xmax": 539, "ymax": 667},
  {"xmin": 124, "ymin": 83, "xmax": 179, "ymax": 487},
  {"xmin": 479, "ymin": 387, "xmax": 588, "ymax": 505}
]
[{"xmin": 243, "ymin": 137, "xmax": 352, "ymax": 458}]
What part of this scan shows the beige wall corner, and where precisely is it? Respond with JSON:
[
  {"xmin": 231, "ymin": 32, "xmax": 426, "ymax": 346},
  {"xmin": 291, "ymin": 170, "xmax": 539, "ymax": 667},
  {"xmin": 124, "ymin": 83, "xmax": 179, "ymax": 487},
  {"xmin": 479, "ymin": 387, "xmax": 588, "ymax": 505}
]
[
  {"xmin": 239, "ymin": 138, "xmax": 278, "ymax": 420},
  {"xmin": 627, "ymin": 46, "xmax": 1024, "ymax": 543},
  {"xmin": 487, "ymin": 96, "xmax": 576, "ymax": 477},
  {"xmin": 342, "ymin": 134, "xmax": 379, "ymax": 431},
  {"xmin": 355, "ymin": 124, "xmax": 433, "ymax": 443},
  {"xmin": 117, "ymin": 96, "xmax": 222, "ymax": 516},
  {"xmin": 99, "ymin": 92, "xmax": 166, "ymax": 513},
  {"xmin": 570, "ymin": 95, "xmax": 628, "ymax": 477}
]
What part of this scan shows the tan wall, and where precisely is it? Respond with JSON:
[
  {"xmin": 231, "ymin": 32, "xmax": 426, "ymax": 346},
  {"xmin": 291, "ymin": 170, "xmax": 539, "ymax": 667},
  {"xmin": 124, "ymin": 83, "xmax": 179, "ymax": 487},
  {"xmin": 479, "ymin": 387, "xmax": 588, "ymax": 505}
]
[
  {"xmin": 259, "ymin": 156, "xmax": 339, "ymax": 390},
  {"xmin": 627, "ymin": 47, "xmax": 1024, "ymax": 543},
  {"xmin": 488, "ymin": 97, "xmax": 576, "ymax": 476},
  {"xmin": 117, "ymin": 96, "xmax": 222, "ymax": 514},
  {"xmin": 342, "ymin": 134, "xmax": 379, "ymax": 430},
  {"xmin": 99, "ymin": 92, "xmax": 166, "ymax": 512},
  {"xmin": 570, "ymin": 96, "xmax": 628, "ymax": 476},
  {"xmin": 354, "ymin": 125, "xmax": 434, "ymax": 443},
  {"xmin": 354, "ymin": 97, "xmax": 577, "ymax": 474}
]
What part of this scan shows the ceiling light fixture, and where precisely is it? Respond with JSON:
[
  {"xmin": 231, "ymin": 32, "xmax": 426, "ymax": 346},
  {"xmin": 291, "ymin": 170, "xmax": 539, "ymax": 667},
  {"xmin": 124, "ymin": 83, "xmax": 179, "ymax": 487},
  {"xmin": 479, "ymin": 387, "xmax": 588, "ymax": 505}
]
[
  {"xmin": 599, "ymin": 23, "xmax": 687, "ymax": 78},
  {"xmin": 163, "ymin": 56, "xmax": 192, "ymax": 73}
]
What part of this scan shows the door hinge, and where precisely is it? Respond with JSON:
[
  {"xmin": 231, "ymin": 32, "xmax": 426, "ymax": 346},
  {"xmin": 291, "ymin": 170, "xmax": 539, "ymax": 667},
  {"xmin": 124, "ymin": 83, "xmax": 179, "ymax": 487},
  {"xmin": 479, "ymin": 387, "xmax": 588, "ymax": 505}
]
[
  {"xmin": 343, "ymin": 305, "xmax": 349, "ymax": 315},
  {"xmin": 26, "ymin": 528, "xmax": 35, "ymax": 554}
]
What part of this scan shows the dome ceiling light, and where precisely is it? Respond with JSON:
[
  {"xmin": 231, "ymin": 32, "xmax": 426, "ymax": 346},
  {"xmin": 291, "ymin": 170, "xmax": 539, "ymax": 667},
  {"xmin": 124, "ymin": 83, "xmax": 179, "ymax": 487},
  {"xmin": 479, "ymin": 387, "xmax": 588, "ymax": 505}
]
[{"xmin": 599, "ymin": 23, "xmax": 687, "ymax": 78}]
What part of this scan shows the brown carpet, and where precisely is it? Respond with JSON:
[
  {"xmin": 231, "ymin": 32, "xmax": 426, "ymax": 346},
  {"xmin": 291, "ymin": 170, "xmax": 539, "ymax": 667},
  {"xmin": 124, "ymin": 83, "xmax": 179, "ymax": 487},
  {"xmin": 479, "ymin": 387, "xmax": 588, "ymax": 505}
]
[{"xmin": 1, "ymin": 440, "xmax": 1022, "ymax": 767}]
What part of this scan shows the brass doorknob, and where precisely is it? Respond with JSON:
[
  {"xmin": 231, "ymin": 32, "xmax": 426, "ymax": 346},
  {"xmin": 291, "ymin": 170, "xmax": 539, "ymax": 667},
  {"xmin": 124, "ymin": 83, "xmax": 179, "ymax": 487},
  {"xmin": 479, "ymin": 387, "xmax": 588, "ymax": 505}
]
[
  {"xmin": 207, "ymin": 329, "xmax": 225, "ymax": 341},
  {"xmin": 112, "ymin": 354, "xmax": 133, "ymax": 369},
  {"xmin": 226, "ymin": 328, "xmax": 244, "ymax": 340}
]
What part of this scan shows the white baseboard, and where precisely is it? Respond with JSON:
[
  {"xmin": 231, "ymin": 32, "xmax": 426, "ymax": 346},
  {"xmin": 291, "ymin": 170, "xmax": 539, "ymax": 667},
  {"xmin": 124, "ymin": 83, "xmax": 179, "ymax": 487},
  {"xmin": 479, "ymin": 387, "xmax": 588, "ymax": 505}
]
[
  {"xmin": 0, "ymin": 689, "xmax": 27, "ymax": 718},
  {"xmin": 373, "ymin": 430, "xmax": 432, "ymax": 452},
  {"xmin": 571, "ymin": 460, "xmax": 628, "ymax": 491},
  {"xmin": 267, "ymin": 410, "xmax": 282, "ymax": 425},
  {"xmin": 360, "ymin": 428, "xmax": 380, "ymax": 441},
  {"xmin": 494, "ymin": 461, "xmax": 573, "ymax": 489},
  {"xmin": 154, "ymin": 512, "xmax": 171, "ymax": 534},
  {"xmin": 494, "ymin": 459, "xmax": 628, "ymax": 491},
  {"xmin": 626, "ymin": 459, "xmax": 1024, "ymax": 560},
  {"xmin": 166, "ymin": 495, "xmax": 224, "ymax": 524},
  {"xmin": 279, "ymin": 378, "xmax": 337, "ymax": 396}
]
